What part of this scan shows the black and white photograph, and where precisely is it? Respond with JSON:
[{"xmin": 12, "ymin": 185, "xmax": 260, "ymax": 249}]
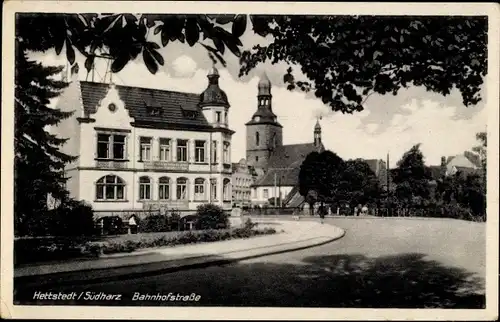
[{"xmin": 1, "ymin": 1, "xmax": 499, "ymax": 320}]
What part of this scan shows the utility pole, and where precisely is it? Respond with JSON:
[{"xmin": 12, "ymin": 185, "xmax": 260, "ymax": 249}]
[
  {"xmin": 273, "ymin": 172, "xmax": 277, "ymax": 206},
  {"xmin": 386, "ymin": 152, "xmax": 391, "ymax": 216}
]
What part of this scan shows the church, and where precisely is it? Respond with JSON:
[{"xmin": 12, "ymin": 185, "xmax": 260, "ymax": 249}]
[{"xmin": 246, "ymin": 74, "xmax": 325, "ymax": 206}]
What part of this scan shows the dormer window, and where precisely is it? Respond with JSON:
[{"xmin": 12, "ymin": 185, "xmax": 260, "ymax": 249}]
[
  {"xmin": 183, "ymin": 111, "xmax": 198, "ymax": 119},
  {"xmin": 181, "ymin": 105, "xmax": 199, "ymax": 119},
  {"xmin": 144, "ymin": 93, "xmax": 161, "ymax": 116},
  {"xmin": 148, "ymin": 106, "xmax": 162, "ymax": 116}
]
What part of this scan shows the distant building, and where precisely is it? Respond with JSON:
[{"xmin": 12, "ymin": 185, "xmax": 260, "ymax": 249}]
[
  {"xmin": 52, "ymin": 66, "xmax": 234, "ymax": 218},
  {"xmin": 231, "ymin": 158, "xmax": 257, "ymax": 207},
  {"xmin": 246, "ymin": 73, "xmax": 325, "ymax": 206}
]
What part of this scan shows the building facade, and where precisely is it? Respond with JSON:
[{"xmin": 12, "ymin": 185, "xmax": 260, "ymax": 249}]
[
  {"xmin": 53, "ymin": 67, "xmax": 234, "ymax": 218},
  {"xmin": 231, "ymin": 158, "xmax": 257, "ymax": 207}
]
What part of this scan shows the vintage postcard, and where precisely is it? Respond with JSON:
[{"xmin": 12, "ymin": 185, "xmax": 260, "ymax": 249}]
[{"xmin": 1, "ymin": 1, "xmax": 499, "ymax": 320}]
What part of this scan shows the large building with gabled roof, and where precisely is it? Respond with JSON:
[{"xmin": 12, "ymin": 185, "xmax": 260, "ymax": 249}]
[
  {"xmin": 52, "ymin": 66, "xmax": 234, "ymax": 220},
  {"xmin": 245, "ymin": 74, "xmax": 325, "ymax": 205}
]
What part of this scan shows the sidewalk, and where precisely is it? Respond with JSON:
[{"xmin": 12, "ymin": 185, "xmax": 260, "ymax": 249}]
[{"xmin": 14, "ymin": 220, "xmax": 345, "ymax": 287}]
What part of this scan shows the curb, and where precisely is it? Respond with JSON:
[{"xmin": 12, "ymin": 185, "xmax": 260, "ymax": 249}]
[{"xmin": 14, "ymin": 228, "xmax": 345, "ymax": 289}]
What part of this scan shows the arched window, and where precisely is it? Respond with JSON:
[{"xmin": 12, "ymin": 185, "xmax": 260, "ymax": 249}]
[
  {"xmin": 194, "ymin": 178, "xmax": 206, "ymax": 201},
  {"xmin": 210, "ymin": 179, "xmax": 217, "ymax": 201},
  {"xmin": 177, "ymin": 177, "xmax": 188, "ymax": 200},
  {"xmin": 96, "ymin": 175, "xmax": 125, "ymax": 201},
  {"xmin": 256, "ymin": 132, "xmax": 260, "ymax": 146},
  {"xmin": 139, "ymin": 176, "xmax": 152, "ymax": 200},
  {"xmin": 223, "ymin": 178, "xmax": 231, "ymax": 201},
  {"xmin": 158, "ymin": 176, "xmax": 170, "ymax": 200}
]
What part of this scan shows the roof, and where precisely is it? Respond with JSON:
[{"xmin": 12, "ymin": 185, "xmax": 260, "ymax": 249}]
[
  {"xmin": 246, "ymin": 107, "xmax": 282, "ymax": 127},
  {"xmin": 282, "ymin": 186, "xmax": 305, "ymax": 208},
  {"xmin": 79, "ymin": 81, "xmax": 214, "ymax": 131},
  {"xmin": 254, "ymin": 143, "xmax": 324, "ymax": 186},
  {"xmin": 447, "ymin": 153, "xmax": 480, "ymax": 169}
]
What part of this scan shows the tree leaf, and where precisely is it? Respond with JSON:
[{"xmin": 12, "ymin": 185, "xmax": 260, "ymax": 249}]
[
  {"xmin": 65, "ymin": 40, "xmax": 75, "ymax": 65},
  {"xmin": 147, "ymin": 41, "xmax": 160, "ymax": 50},
  {"xmin": 232, "ymin": 14, "xmax": 247, "ymax": 38},
  {"xmin": 143, "ymin": 49, "xmax": 158, "ymax": 74},
  {"xmin": 150, "ymin": 49, "xmax": 164, "ymax": 66},
  {"xmin": 154, "ymin": 24, "xmax": 163, "ymax": 35},
  {"xmin": 84, "ymin": 55, "xmax": 95, "ymax": 72},
  {"xmin": 110, "ymin": 54, "xmax": 130, "ymax": 73},
  {"xmin": 212, "ymin": 37, "xmax": 225, "ymax": 55},
  {"xmin": 161, "ymin": 29, "xmax": 169, "ymax": 47},
  {"xmin": 55, "ymin": 38, "xmax": 65, "ymax": 55},
  {"xmin": 185, "ymin": 18, "xmax": 200, "ymax": 46}
]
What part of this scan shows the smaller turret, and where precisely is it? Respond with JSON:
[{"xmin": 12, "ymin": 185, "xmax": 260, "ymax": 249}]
[{"xmin": 314, "ymin": 118, "xmax": 322, "ymax": 147}]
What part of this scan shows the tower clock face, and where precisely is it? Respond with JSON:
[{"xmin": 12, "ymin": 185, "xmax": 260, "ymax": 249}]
[{"xmin": 255, "ymin": 116, "xmax": 261, "ymax": 122}]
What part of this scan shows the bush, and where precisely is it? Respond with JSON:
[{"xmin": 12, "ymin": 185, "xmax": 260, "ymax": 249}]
[
  {"xmin": 139, "ymin": 214, "xmax": 169, "ymax": 233},
  {"xmin": 195, "ymin": 204, "xmax": 229, "ymax": 230},
  {"xmin": 97, "ymin": 226, "xmax": 278, "ymax": 255},
  {"xmin": 49, "ymin": 200, "xmax": 95, "ymax": 236}
]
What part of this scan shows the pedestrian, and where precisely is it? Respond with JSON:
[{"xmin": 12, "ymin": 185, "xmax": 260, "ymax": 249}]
[{"xmin": 319, "ymin": 204, "xmax": 326, "ymax": 224}]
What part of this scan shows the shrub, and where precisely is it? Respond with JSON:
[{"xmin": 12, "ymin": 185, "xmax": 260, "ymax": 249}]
[
  {"xmin": 49, "ymin": 200, "xmax": 95, "ymax": 237},
  {"xmin": 195, "ymin": 204, "xmax": 229, "ymax": 230},
  {"xmin": 139, "ymin": 214, "xmax": 169, "ymax": 233}
]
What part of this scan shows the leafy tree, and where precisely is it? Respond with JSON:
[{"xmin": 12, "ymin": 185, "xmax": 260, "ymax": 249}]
[
  {"xmin": 338, "ymin": 160, "xmax": 382, "ymax": 207},
  {"xmin": 195, "ymin": 203, "xmax": 229, "ymax": 230},
  {"xmin": 392, "ymin": 144, "xmax": 432, "ymax": 206},
  {"xmin": 299, "ymin": 150, "xmax": 345, "ymax": 212},
  {"xmin": 472, "ymin": 131, "xmax": 487, "ymax": 190},
  {"xmin": 14, "ymin": 45, "xmax": 77, "ymax": 236},
  {"xmin": 16, "ymin": 14, "xmax": 486, "ymax": 113}
]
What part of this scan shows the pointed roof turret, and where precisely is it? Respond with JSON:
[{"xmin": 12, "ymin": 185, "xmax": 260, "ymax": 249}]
[
  {"xmin": 199, "ymin": 65, "xmax": 230, "ymax": 108},
  {"xmin": 258, "ymin": 72, "xmax": 272, "ymax": 96}
]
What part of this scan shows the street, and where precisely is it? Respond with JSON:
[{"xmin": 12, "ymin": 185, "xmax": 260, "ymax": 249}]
[{"xmin": 14, "ymin": 218, "xmax": 486, "ymax": 308}]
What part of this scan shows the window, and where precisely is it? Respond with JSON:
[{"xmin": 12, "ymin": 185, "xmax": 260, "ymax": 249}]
[
  {"xmin": 195, "ymin": 140, "xmax": 206, "ymax": 163},
  {"xmin": 97, "ymin": 134, "xmax": 126, "ymax": 159},
  {"xmin": 177, "ymin": 177, "xmax": 188, "ymax": 200},
  {"xmin": 211, "ymin": 179, "xmax": 217, "ymax": 201},
  {"xmin": 139, "ymin": 176, "xmax": 152, "ymax": 200},
  {"xmin": 255, "ymin": 156, "xmax": 259, "ymax": 162},
  {"xmin": 216, "ymin": 111, "xmax": 221, "ymax": 123},
  {"xmin": 96, "ymin": 175, "xmax": 125, "ymax": 201},
  {"xmin": 223, "ymin": 141, "xmax": 230, "ymax": 163},
  {"xmin": 263, "ymin": 189, "xmax": 269, "ymax": 199},
  {"xmin": 224, "ymin": 111, "xmax": 228, "ymax": 124},
  {"xmin": 159, "ymin": 138, "xmax": 171, "ymax": 161},
  {"xmin": 177, "ymin": 140, "xmax": 188, "ymax": 162},
  {"xmin": 158, "ymin": 177, "xmax": 170, "ymax": 200},
  {"xmin": 223, "ymin": 178, "xmax": 231, "ymax": 201},
  {"xmin": 212, "ymin": 141, "xmax": 218, "ymax": 163},
  {"xmin": 194, "ymin": 178, "xmax": 205, "ymax": 201},
  {"xmin": 255, "ymin": 132, "xmax": 260, "ymax": 146},
  {"xmin": 140, "ymin": 137, "xmax": 152, "ymax": 161}
]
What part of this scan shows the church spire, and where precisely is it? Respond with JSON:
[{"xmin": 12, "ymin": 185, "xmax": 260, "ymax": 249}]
[{"xmin": 314, "ymin": 117, "xmax": 322, "ymax": 147}]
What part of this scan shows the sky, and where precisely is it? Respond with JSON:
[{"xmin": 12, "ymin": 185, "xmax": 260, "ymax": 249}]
[{"xmin": 31, "ymin": 20, "xmax": 487, "ymax": 168}]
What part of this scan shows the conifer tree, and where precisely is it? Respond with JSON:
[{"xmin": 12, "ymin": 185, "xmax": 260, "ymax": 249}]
[{"xmin": 14, "ymin": 43, "xmax": 77, "ymax": 236}]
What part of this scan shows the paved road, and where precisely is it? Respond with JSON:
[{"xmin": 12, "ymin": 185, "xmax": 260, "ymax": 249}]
[{"xmin": 14, "ymin": 218, "xmax": 486, "ymax": 308}]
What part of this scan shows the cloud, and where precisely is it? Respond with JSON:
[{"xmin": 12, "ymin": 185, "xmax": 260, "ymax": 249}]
[{"xmin": 171, "ymin": 55, "xmax": 198, "ymax": 77}]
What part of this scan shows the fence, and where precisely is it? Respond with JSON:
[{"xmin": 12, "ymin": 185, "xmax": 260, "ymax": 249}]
[{"xmin": 241, "ymin": 204, "xmax": 486, "ymax": 222}]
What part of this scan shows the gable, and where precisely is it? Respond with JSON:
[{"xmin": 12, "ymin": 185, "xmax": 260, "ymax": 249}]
[{"xmin": 79, "ymin": 81, "xmax": 212, "ymax": 130}]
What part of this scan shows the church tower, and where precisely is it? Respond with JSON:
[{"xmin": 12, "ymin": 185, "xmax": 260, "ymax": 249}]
[
  {"xmin": 245, "ymin": 73, "xmax": 283, "ymax": 169},
  {"xmin": 314, "ymin": 118, "xmax": 322, "ymax": 147}
]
